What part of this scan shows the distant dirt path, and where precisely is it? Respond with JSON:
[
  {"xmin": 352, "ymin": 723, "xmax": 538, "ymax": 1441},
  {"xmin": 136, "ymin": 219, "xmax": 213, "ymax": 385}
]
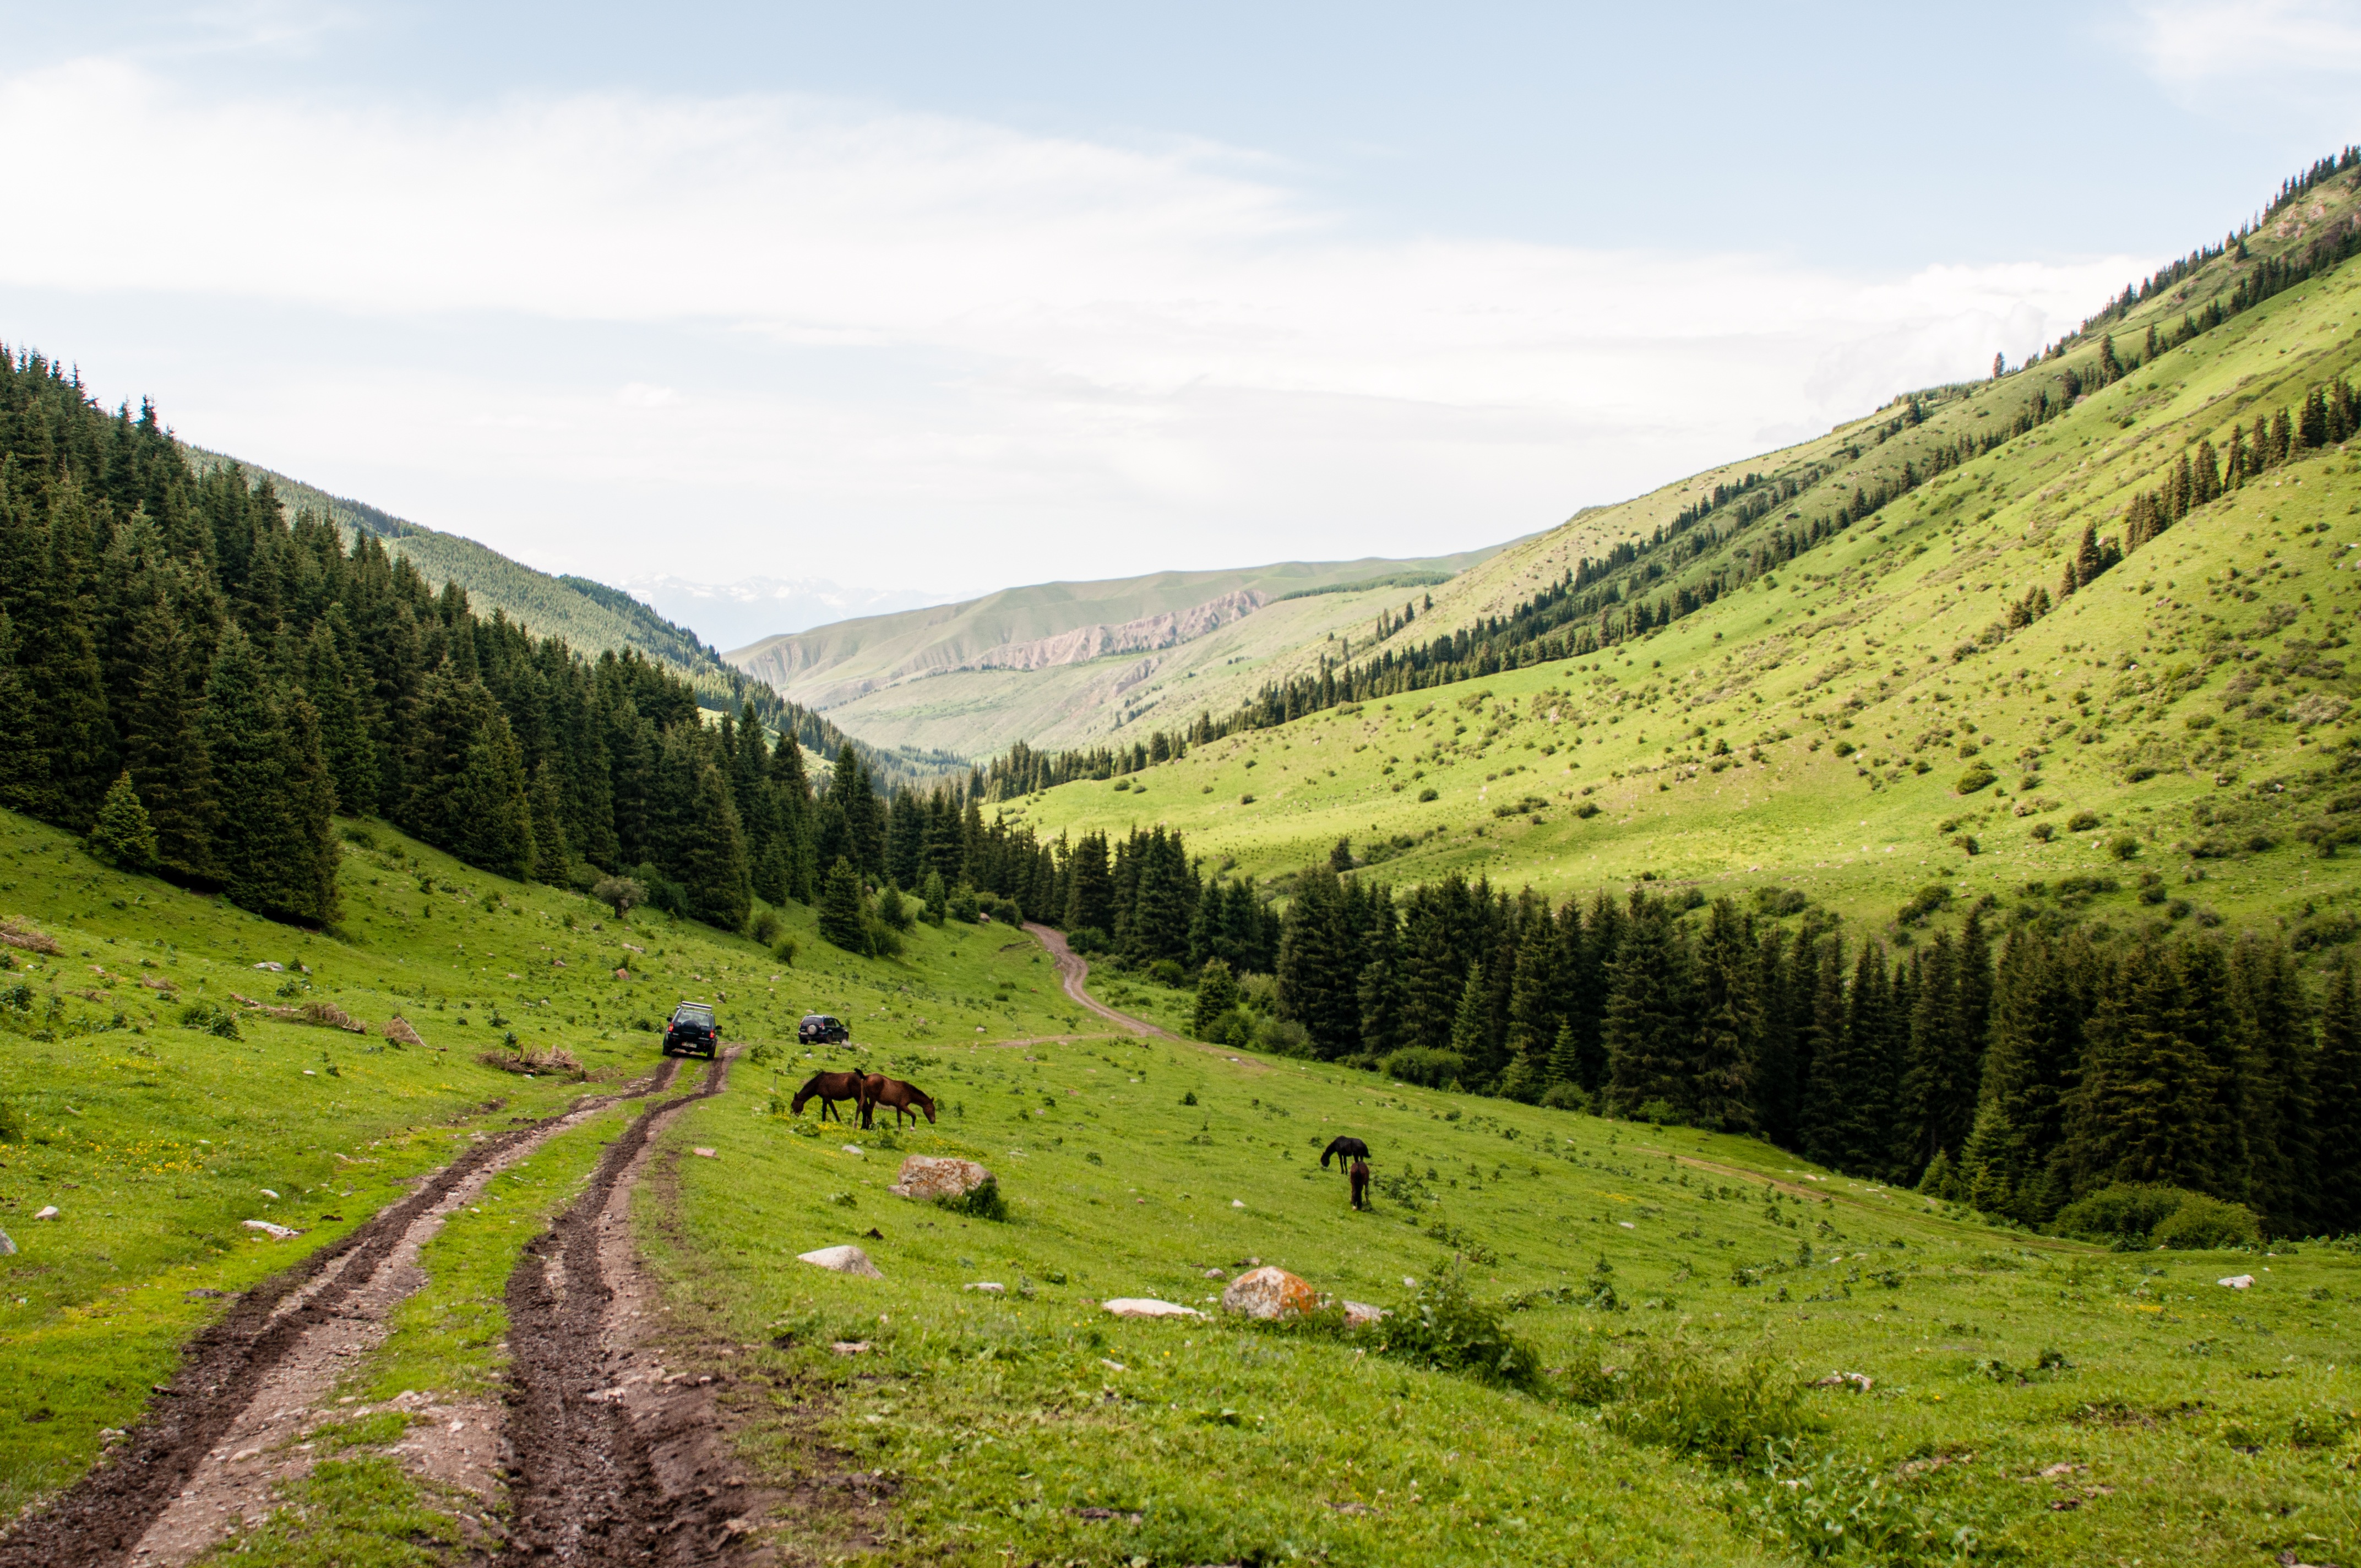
[
  {"xmin": 1023, "ymin": 923, "xmax": 1176, "ymax": 1041},
  {"xmin": 0, "ymin": 1063, "xmax": 682, "ymax": 1568}
]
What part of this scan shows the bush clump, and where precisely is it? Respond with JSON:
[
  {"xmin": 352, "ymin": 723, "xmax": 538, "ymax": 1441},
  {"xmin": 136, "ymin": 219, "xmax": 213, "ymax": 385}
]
[
  {"xmin": 2053, "ymin": 1183, "xmax": 2260, "ymax": 1249},
  {"xmin": 1381, "ymin": 1046, "xmax": 1467, "ymax": 1088},
  {"xmin": 1587, "ymin": 1334, "xmax": 1811, "ymax": 1463},
  {"xmin": 937, "ymin": 1174, "xmax": 1009, "ymax": 1222},
  {"xmin": 1376, "ymin": 1259, "xmax": 1541, "ymax": 1390},
  {"xmin": 177, "ymin": 1002, "xmax": 242, "ymax": 1040}
]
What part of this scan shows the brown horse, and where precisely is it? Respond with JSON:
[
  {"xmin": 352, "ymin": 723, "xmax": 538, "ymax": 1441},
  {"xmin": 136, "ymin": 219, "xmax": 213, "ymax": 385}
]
[
  {"xmin": 861, "ymin": 1075, "xmax": 937, "ymax": 1129},
  {"xmin": 791, "ymin": 1070, "xmax": 871, "ymax": 1124},
  {"xmin": 1349, "ymin": 1158, "xmax": 1370, "ymax": 1211}
]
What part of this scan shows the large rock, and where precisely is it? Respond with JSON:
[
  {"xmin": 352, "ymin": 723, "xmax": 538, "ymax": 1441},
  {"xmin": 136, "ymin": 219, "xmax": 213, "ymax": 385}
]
[
  {"xmin": 889, "ymin": 1155, "xmax": 993, "ymax": 1201},
  {"xmin": 1102, "ymin": 1298, "xmax": 1203, "ymax": 1319},
  {"xmin": 798, "ymin": 1245, "xmax": 883, "ymax": 1278},
  {"xmin": 1342, "ymin": 1300, "xmax": 1386, "ymax": 1328},
  {"xmin": 1221, "ymin": 1265, "xmax": 1319, "ymax": 1320}
]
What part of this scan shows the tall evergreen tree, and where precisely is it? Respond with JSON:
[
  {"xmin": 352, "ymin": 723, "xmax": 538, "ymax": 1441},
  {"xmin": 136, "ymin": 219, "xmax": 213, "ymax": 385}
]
[
  {"xmin": 2312, "ymin": 959, "xmax": 2361, "ymax": 1234},
  {"xmin": 818, "ymin": 857, "xmax": 867, "ymax": 952}
]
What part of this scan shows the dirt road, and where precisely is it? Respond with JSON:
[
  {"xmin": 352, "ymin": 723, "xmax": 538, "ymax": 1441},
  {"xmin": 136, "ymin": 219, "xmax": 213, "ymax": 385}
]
[
  {"xmin": 0, "ymin": 1061, "xmax": 686, "ymax": 1568},
  {"xmin": 1022, "ymin": 923, "xmax": 1176, "ymax": 1040},
  {"xmin": 499, "ymin": 1049, "xmax": 759, "ymax": 1565}
]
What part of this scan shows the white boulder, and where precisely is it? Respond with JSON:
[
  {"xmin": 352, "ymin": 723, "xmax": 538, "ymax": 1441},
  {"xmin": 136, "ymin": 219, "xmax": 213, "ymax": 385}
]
[
  {"xmin": 889, "ymin": 1155, "xmax": 993, "ymax": 1201},
  {"xmin": 798, "ymin": 1245, "xmax": 882, "ymax": 1278},
  {"xmin": 1102, "ymin": 1298, "xmax": 1203, "ymax": 1319}
]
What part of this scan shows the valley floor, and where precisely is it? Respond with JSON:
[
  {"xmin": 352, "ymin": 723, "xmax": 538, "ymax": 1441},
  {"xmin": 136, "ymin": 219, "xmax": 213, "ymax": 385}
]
[{"xmin": 1, "ymin": 810, "xmax": 2355, "ymax": 1566}]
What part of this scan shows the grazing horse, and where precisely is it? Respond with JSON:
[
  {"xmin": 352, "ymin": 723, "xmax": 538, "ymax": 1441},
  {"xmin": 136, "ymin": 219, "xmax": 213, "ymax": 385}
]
[
  {"xmin": 1349, "ymin": 1158, "xmax": 1370, "ymax": 1210},
  {"xmin": 862, "ymin": 1075, "xmax": 937, "ymax": 1129},
  {"xmin": 791, "ymin": 1070, "xmax": 870, "ymax": 1124},
  {"xmin": 1320, "ymin": 1135, "xmax": 1372, "ymax": 1170}
]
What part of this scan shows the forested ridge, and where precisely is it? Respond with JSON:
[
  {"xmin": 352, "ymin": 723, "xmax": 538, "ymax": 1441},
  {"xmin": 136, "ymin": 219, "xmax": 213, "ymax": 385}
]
[{"xmin": 0, "ymin": 350, "xmax": 1066, "ymax": 938}]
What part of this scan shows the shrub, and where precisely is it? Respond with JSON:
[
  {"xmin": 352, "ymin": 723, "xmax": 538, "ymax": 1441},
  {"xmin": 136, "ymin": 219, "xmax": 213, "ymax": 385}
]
[
  {"xmin": 772, "ymin": 937, "xmax": 797, "ymax": 967},
  {"xmin": 1377, "ymin": 1259, "xmax": 1542, "ymax": 1390},
  {"xmin": 2153, "ymin": 1193, "xmax": 2262, "ymax": 1250},
  {"xmin": 875, "ymin": 885, "xmax": 912, "ymax": 931},
  {"xmin": 591, "ymin": 875, "xmax": 648, "ymax": 918},
  {"xmin": 1955, "ymin": 761, "xmax": 1996, "ymax": 794},
  {"xmin": 2108, "ymin": 833, "xmax": 2141, "ymax": 861},
  {"xmin": 1539, "ymin": 1081, "xmax": 1591, "ymax": 1112},
  {"xmin": 340, "ymin": 824, "xmax": 378, "ymax": 850},
  {"xmin": 937, "ymin": 1174, "xmax": 1008, "ymax": 1222},
  {"xmin": 750, "ymin": 908, "xmax": 783, "ymax": 946},
  {"xmin": 87, "ymin": 772, "xmax": 157, "ymax": 869},
  {"xmin": 1149, "ymin": 957, "xmax": 1188, "ymax": 988},
  {"xmin": 1591, "ymin": 1335, "xmax": 1810, "ymax": 1463},
  {"xmin": 2066, "ymin": 810, "xmax": 2101, "ymax": 832},
  {"xmin": 1742, "ymin": 1438, "xmax": 1993, "ymax": 1565},
  {"xmin": 2052, "ymin": 1182, "xmax": 2257, "ymax": 1248},
  {"xmin": 1253, "ymin": 1015, "xmax": 1312, "ymax": 1057},
  {"xmin": 177, "ymin": 1002, "xmax": 242, "ymax": 1040},
  {"xmin": 1897, "ymin": 883, "xmax": 1954, "ymax": 925},
  {"xmin": 1417, "ymin": 787, "xmax": 1439, "ymax": 802},
  {"xmin": 1381, "ymin": 1046, "xmax": 1467, "ymax": 1087},
  {"xmin": 1066, "ymin": 926, "xmax": 1109, "ymax": 956}
]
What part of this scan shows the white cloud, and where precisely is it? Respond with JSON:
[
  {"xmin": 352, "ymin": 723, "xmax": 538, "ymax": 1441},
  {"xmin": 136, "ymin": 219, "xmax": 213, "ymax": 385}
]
[
  {"xmin": 2129, "ymin": 0, "xmax": 2361, "ymax": 83},
  {"xmin": 0, "ymin": 59, "xmax": 2150, "ymax": 594}
]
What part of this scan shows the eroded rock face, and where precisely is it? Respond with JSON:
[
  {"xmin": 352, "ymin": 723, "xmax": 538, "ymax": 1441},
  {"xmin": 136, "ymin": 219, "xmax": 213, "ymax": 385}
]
[
  {"xmin": 888, "ymin": 1155, "xmax": 992, "ymax": 1200},
  {"xmin": 1221, "ymin": 1265, "xmax": 1319, "ymax": 1320},
  {"xmin": 797, "ymin": 1245, "xmax": 883, "ymax": 1278}
]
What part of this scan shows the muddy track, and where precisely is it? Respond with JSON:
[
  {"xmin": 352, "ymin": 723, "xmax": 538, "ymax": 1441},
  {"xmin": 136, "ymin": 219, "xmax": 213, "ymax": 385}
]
[
  {"xmin": 499, "ymin": 1049, "xmax": 745, "ymax": 1565},
  {"xmin": 0, "ymin": 1063, "xmax": 683, "ymax": 1568}
]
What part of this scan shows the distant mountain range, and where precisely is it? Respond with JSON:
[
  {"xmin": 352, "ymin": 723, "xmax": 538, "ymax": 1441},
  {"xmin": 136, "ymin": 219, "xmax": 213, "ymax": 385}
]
[
  {"xmin": 619, "ymin": 575, "xmax": 960, "ymax": 652},
  {"xmin": 724, "ymin": 549, "xmax": 1518, "ymax": 759}
]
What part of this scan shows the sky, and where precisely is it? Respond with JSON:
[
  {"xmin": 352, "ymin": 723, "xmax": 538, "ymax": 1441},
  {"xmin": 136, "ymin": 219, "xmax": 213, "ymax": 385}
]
[{"xmin": 2, "ymin": 2, "xmax": 2358, "ymax": 624}]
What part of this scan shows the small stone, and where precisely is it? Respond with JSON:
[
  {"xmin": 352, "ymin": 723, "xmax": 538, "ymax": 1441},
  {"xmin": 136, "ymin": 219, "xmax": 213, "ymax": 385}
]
[
  {"xmin": 841, "ymin": 1145, "xmax": 864, "ymax": 1156},
  {"xmin": 829, "ymin": 1341, "xmax": 872, "ymax": 1356},
  {"xmin": 231, "ymin": 1448, "xmax": 260, "ymax": 1463},
  {"xmin": 1342, "ymin": 1300, "xmax": 1386, "ymax": 1328},
  {"xmin": 1101, "ymin": 1297, "xmax": 1203, "ymax": 1319},
  {"xmin": 692, "ymin": 1147, "xmax": 717, "ymax": 1159},
  {"xmin": 1231, "ymin": 1199, "xmax": 1247, "ymax": 1209},
  {"xmin": 1203, "ymin": 1268, "xmax": 1226, "ymax": 1280},
  {"xmin": 32, "ymin": 1206, "xmax": 59, "ymax": 1221},
  {"xmin": 241, "ymin": 1219, "xmax": 302, "ymax": 1240},
  {"xmin": 797, "ymin": 1245, "xmax": 882, "ymax": 1278},
  {"xmin": 1221, "ymin": 1266, "xmax": 1320, "ymax": 1320},
  {"xmin": 2218, "ymin": 1274, "xmax": 2256, "ymax": 1289},
  {"xmin": 888, "ymin": 1155, "xmax": 993, "ymax": 1201},
  {"xmin": 964, "ymin": 1282, "xmax": 1005, "ymax": 1294}
]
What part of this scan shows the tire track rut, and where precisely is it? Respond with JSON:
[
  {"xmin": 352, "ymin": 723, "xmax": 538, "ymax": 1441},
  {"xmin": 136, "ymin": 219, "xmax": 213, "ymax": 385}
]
[
  {"xmin": 0, "ymin": 1064, "xmax": 682, "ymax": 1568},
  {"xmin": 498, "ymin": 1049, "xmax": 749, "ymax": 1565}
]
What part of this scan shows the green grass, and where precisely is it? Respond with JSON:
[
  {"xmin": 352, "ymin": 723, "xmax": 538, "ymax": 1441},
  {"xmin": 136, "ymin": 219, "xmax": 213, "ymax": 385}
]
[
  {"xmin": 640, "ymin": 1036, "xmax": 2361, "ymax": 1566},
  {"xmin": 1014, "ymin": 242, "xmax": 2361, "ymax": 952},
  {"xmin": 0, "ymin": 803, "xmax": 1092, "ymax": 1519}
]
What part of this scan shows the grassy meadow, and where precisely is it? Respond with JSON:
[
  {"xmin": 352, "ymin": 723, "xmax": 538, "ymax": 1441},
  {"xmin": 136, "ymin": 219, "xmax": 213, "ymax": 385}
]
[
  {"xmin": 647, "ymin": 1031, "xmax": 2361, "ymax": 1566},
  {"xmin": 0, "ymin": 804, "xmax": 1085, "ymax": 1521}
]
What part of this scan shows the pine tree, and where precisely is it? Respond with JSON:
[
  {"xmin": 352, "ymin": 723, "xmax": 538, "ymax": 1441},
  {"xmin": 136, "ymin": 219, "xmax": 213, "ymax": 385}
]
[
  {"xmin": 200, "ymin": 627, "xmax": 306, "ymax": 923},
  {"xmin": 920, "ymin": 868, "xmax": 948, "ymax": 926},
  {"xmin": 278, "ymin": 690, "xmax": 342, "ymax": 925},
  {"xmin": 1687, "ymin": 899, "xmax": 1759, "ymax": 1131},
  {"xmin": 2312, "ymin": 959, "xmax": 2361, "ymax": 1234},
  {"xmin": 1603, "ymin": 900, "xmax": 1688, "ymax": 1118},
  {"xmin": 529, "ymin": 759, "xmax": 571, "ymax": 884},
  {"xmin": 1277, "ymin": 864, "xmax": 1361, "ymax": 1060},
  {"xmin": 818, "ymin": 857, "xmax": 867, "ymax": 952},
  {"xmin": 0, "ymin": 611, "xmax": 52, "ymax": 819},
  {"xmin": 1547, "ymin": 1020, "xmax": 1582, "ymax": 1089},
  {"xmin": 120, "ymin": 603, "xmax": 216, "ymax": 881},
  {"xmin": 1505, "ymin": 909, "xmax": 1560, "ymax": 1070},
  {"xmin": 1448, "ymin": 961, "xmax": 1489, "ymax": 1082},
  {"xmin": 1065, "ymin": 831, "xmax": 1113, "ymax": 935},
  {"xmin": 2233, "ymin": 935, "xmax": 2314, "ymax": 1235},
  {"xmin": 88, "ymin": 771, "xmax": 157, "ymax": 869},
  {"xmin": 1193, "ymin": 957, "xmax": 1241, "ymax": 1039}
]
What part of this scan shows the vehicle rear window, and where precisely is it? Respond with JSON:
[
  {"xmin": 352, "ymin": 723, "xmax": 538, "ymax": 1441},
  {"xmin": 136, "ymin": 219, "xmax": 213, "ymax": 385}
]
[{"xmin": 674, "ymin": 1005, "xmax": 714, "ymax": 1026}]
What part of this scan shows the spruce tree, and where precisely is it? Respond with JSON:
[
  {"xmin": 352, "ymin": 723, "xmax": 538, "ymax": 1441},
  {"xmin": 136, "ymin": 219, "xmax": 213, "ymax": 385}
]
[
  {"xmin": 2312, "ymin": 959, "xmax": 2361, "ymax": 1234},
  {"xmin": 1505, "ymin": 912, "xmax": 1561, "ymax": 1072},
  {"xmin": 121, "ymin": 603, "xmax": 216, "ymax": 881},
  {"xmin": 2233, "ymin": 935, "xmax": 2314, "ymax": 1235},
  {"xmin": 1547, "ymin": 1020, "xmax": 1582, "ymax": 1090},
  {"xmin": 200, "ymin": 627, "xmax": 304, "ymax": 923},
  {"xmin": 1687, "ymin": 898, "xmax": 1760, "ymax": 1131},
  {"xmin": 1603, "ymin": 900, "xmax": 1688, "ymax": 1118},
  {"xmin": 1193, "ymin": 958, "xmax": 1241, "ymax": 1039},
  {"xmin": 1448, "ymin": 961, "xmax": 1489, "ymax": 1081},
  {"xmin": 0, "ymin": 611, "xmax": 52, "ymax": 818},
  {"xmin": 818, "ymin": 857, "xmax": 867, "ymax": 952},
  {"xmin": 88, "ymin": 771, "xmax": 157, "ymax": 869},
  {"xmin": 279, "ymin": 690, "xmax": 342, "ymax": 925},
  {"xmin": 529, "ymin": 760, "xmax": 571, "ymax": 884}
]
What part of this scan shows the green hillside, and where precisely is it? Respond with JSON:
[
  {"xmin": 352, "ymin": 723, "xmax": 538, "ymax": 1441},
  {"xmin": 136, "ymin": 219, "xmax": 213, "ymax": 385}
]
[
  {"xmin": 728, "ymin": 548, "xmax": 1514, "ymax": 759},
  {"xmin": 182, "ymin": 450, "xmax": 965, "ymax": 788},
  {"xmin": 1014, "ymin": 157, "xmax": 2361, "ymax": 944}
]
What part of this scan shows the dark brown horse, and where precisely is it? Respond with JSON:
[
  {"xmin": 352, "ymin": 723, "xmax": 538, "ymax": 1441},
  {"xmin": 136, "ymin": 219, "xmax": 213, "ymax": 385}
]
[
  {"xmin": 1349, "ymin": 1158, "xmax": 1370, "ymax": 1211},
  {"xmin": 791, "ymin": 1070, "xmax": 871, "ymax": 1124},
  {"xmin": 862, "ymin": 1075, "xmax": 937, "ymax": 1129},
  {"xmin": 1321, "ymin": 1135, "xmax": 1371, "ymax": 1169}
]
